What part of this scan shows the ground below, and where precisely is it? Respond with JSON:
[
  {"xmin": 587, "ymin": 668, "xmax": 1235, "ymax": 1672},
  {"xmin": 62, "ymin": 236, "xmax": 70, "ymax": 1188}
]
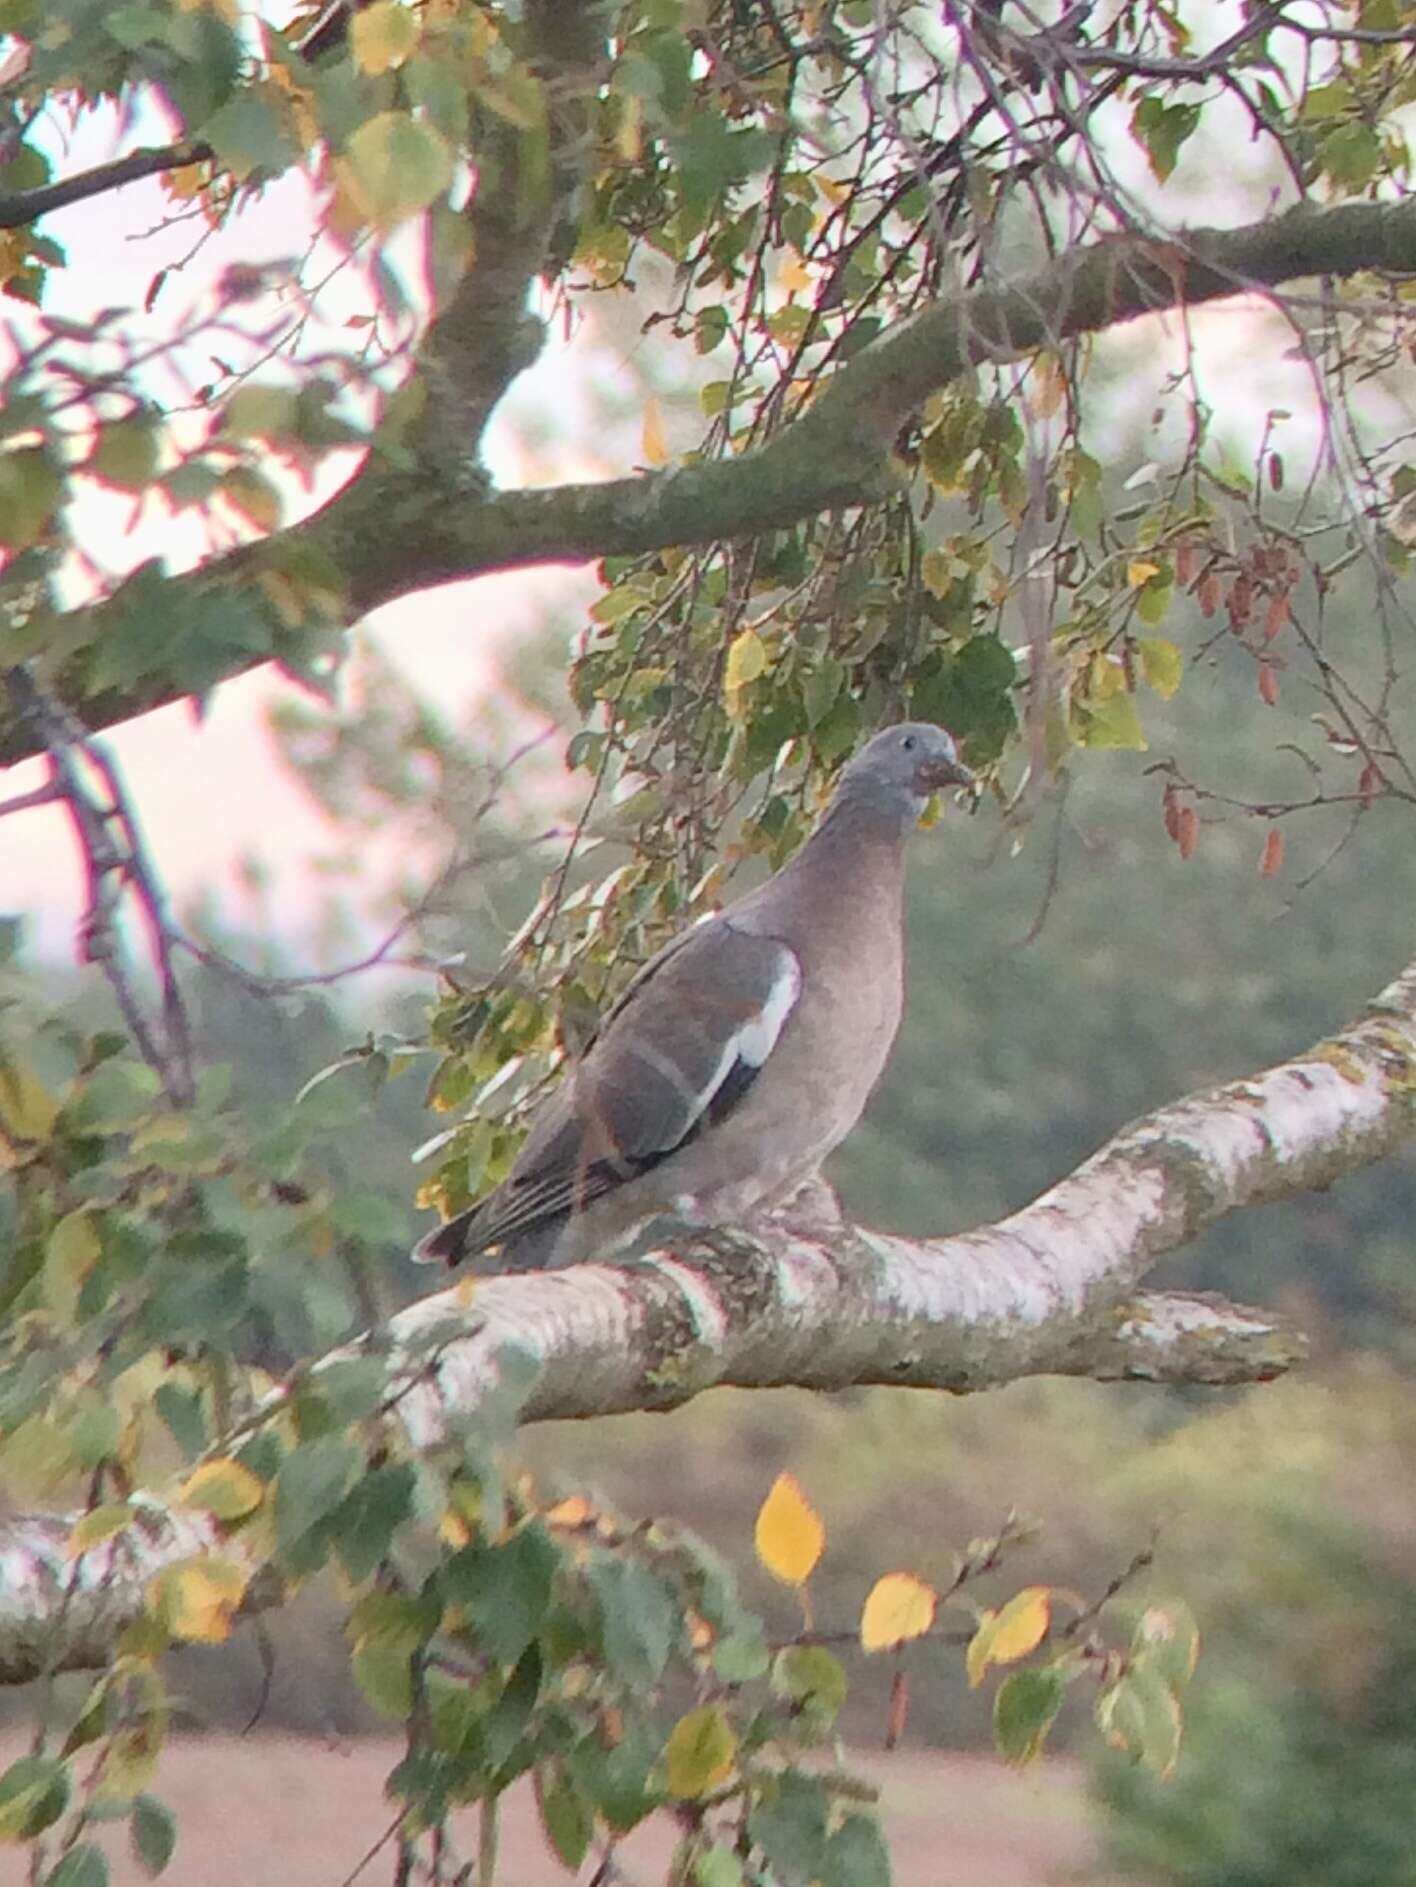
[{"xmin": 6, "ymin": 1735, "xmax": 1098, "ymax": 1885}]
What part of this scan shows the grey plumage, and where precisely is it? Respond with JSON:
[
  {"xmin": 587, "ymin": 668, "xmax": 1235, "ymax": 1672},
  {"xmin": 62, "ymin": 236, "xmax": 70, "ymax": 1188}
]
[{"xmin": 413, "ymin": 722, "xmax": 974, "ymax": 1271}]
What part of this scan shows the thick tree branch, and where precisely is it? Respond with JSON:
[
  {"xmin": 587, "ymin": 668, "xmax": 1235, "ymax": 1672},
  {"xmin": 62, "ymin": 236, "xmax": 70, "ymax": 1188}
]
[
  {"xmin": 5, "ymin": 193, "xmax": 1414, "ymax": 768},
  {"xmin": 403, "ymin": 0, "xmax": 605, "ymax": 487},
  {"xmin": 6, "ymin": 946, "xmax": 1416, "ymax": 1679}
]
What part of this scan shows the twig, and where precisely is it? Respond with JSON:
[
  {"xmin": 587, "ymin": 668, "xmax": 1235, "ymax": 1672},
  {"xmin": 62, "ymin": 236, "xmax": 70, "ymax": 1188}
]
[
  {"xmin": 0, "ymin": 780, "xmax": 62, "ymax": 818},
  {"xmin": 335, "ymin": 1809, "xmax": 407, "ymax": 1887},
  {"xmin": 3, "ymin": 665, "xmax": 195, "ymax": 1105}
]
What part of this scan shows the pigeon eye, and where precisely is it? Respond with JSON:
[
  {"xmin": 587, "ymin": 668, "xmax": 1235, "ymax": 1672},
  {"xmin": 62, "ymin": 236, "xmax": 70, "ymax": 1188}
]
[{"xmin": 901, "ymin": 734, "xmax": 916, "ymax": 751}]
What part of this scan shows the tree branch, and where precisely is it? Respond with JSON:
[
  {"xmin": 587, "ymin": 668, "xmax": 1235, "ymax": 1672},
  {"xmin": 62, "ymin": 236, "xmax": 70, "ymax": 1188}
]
[
  {"xmin": 0, "ymin": 143, "xmax": 213, "ymax": 232},
  {"xmin": 6, "ymin": 944, "xmax": 1416, "ymax": 1680},
  {"xmin": 5, "ymin": 192, "xmax": 1414, "ymax": 768}
]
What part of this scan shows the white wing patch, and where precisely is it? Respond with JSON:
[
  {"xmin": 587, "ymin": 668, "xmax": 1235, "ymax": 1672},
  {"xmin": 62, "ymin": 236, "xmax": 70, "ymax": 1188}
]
[
  {"xmin": 736, "ymin": 949, "xmax": 801, "ymax": 1068},
  {"xmin": 632, "ymin": 943, "xmax": 801, "ymax": 1140}
]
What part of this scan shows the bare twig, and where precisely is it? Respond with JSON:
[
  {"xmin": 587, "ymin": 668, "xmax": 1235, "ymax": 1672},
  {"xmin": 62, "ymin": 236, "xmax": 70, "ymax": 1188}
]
[{"xmin": 3, "ymin": 665, "xmax": 195, "ymax": 1105}]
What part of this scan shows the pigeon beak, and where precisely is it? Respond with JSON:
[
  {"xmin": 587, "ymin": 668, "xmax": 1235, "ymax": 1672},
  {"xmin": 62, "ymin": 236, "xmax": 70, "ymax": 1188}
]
[{"xmin": 918, "ymin": 754, "xmax": 976, "ymax": 798}]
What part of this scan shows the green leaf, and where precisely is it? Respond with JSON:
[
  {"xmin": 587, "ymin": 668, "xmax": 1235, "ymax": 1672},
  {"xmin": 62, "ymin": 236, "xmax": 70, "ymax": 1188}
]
[
  {"xmin": 140, "ymin": 1255, "xmax": 250, "ymax": 1344},
  {"xmin": 43, "ymin": 1845, "xmax": 108, "ymax": 1887},
  {"xmin": 441, "ymin": 1525, "xmax": 558, "ymax": 1664},
  {"xmin": 405, "ymin": 56, "xmax": 470, "ymax": 145},
  {"xmin": 221, "ymin": 385, "xmax": 299, "ymax": 442},
  {"xmin": 771, "ymin": 1645, "xmax": 848, "ymax": 1723},
  {"xmin": 90, "ymin": 414, "xmax": 162, "ymax": 490},
  {"xmin": 1096, "ymin": 1664, "xmax": 1183, "ymax": 1776},
  {"xmin": 808, "ymin": 690, "xmax": 862, "ymax": 764},
  {"xmin": 44, "ymin": 1211, "xmax": 100, "ymax": 1321},
  {"xmin": 1320, "ymin": 122, "xmax": 1382, "ymax": 190},
  {"xmin": 695, "ymin": 305, "xmax": 729, "ymax": 354},
  {"xmin": 352, "ymin": 0, "xmax": 420, "ymax": 73},
  {"xmin": 1077, "ymin": 691, "xmax": 1147, "ymax": 751},
  {"xmin": 330, "ymin": 1191, "xmax": 410, "ymax": 1245},
  {"xmin": 201, "ymin": 88, "xmax": 300, "ymax": 181},
  {"xmin": 310, "ymin": 1357, "xmax": 389, "ymax": 1425},
  {"xmin": 748, "ymin": 1769, "xmax": 828, "ymax": 1878},
  {"xmin": 1130, "ymin": 97, "xmax": 1201, "ymax": 183},
  {"xmin": 1138, "ymin": 638, "xmax": 1184, "ymax": 699},
  {"xmin": 1132, "ymin": 1599, "xmax": 1201, "ymax": 1692},
  {"xmin": 351, "ymin": 1640, "xmax": 414, "ymax": 1720},
  {"xmin": 534, "ymin": 1761, "xmax": 593, "ymax": 1871},
  {"xmin": 994, "ymin": 1666, "xmax": 1067, "ymax": 1764},
  {"xmin": 154, "ymin": 1382, "xmax": 209, "ymax": 1459},
  {"xmin": 0, "ymin": 446, "xmax": 61, "ymax": 552},
  {"xmin": 822, "ymin": 1814, "xmax": 891, "ymax": 1887},
  {"xmin": 345, "ymin": 112, "xmax": 455, "ymax": 227},
  {"xmin": 1135, "ymin": 576, "xmax": 1173, "ymax": 627},
  {"xmin": 131, "ymin": 1794, "xmax": 177, "ymax": 1877},
  {"xmin": 483, "ymin": 1642, "xmax": 542, "ymax": 1775},
  {"xmin": 695, "ymin": 1849, "xmax": 745, "ymax": 1887},
  {"xmin": 913, "ymin": 634, "xmax": 1016, "ymax": 762},
  {"xmin": 567, "ymin": 1728, "xmax": 661, "ymax": 1833},
  {"xmin": 588, "ymin": 1555, "xmax": 676, "ymax": 1684},
  {"xmin": 274, "ymin": 1435, "xmax": 363, "ymax": 1555},
  {"xmin": 713, "ymin": 1627, "xmax": 770, "ymax": 1683},
  {"xmin": 801, "ymin": 654, "xmax": 844, "ymax": 728},
  {"xmin": 0, "ymin": 1752, "xmax": 70, "ymax": 1842},
  {"xmin": 85, "ymin": 562, "xmax": 187, "ymax": 694},
  {"xmin": 668, "ymin": 115, "xmax": 771, "ymax": 222},
  {"xmin": 66, "ymin": 1060, "xmax": 163, "ymax": 1133},
  {"xmin": 666, "ymin": 1705, "xmax": 736, "ymax": 1800},
  {"xmin": 333, "ymin": 1463, "xmax": 417, "ymax": 1584}
]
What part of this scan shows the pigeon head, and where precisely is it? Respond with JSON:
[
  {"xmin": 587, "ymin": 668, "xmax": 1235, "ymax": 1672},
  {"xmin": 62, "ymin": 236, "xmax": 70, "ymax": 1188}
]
[{"xmin": 835, "ymin": 722, "xmax": 975, "ymax": 822}]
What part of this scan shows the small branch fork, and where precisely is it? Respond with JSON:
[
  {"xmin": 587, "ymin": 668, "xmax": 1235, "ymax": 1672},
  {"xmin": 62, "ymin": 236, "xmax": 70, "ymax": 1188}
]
[{"xmin": 2, "ymin": 665, "xmax": 195, "ymax": 1106}]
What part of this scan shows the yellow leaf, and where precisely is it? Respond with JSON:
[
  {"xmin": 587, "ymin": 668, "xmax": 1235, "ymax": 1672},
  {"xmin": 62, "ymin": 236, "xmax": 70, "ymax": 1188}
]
[
  {"xmin": 860, "ymin": 1571, "xmax": 937, "ymax": 1652},
  {"xmin": 163, "ymin": 162, "xmax": 210, "ymax": 201},
  {"xmin": 179, "ymin": 1458, "xmax": 265, "ymax": 1522},
  {"xmin": 616, "ymin": 92, "xmax": 643, "ymax": 163},
  {"xmin": 665, "ymin": 1704, "xmax": 736, "ymax": 1798},
  {"xmin": 547, "ymin": 1495, "xmax": 595, "ymax": 1529},
  {"xmin": 1088, "ymin": 652, "xmax": 1124, "ymax": 700},
  {"xmin": 44, "ymin": 1211, "xmax": 100, "ymax": 1319},
  {"xmin": 754, "ymin": 1472, "xmax": 824, "ymax": 1587},
  {"xmin": 94, "ymin": 1721, "xmax": 166, "ymax": 1804},
  {"xmin": 779, "ymin": 249, "xmax": 812, "ymax": 293},
  {"xmin": 642, "ymin": 396, "xmax": 669, "ymax": 467},
  {"xmin": 147, "ymin": 1558, "xmax": 249, "ymax": 1644},
  {"xmin": 351, "ymin": 0, "xmax": 420, "ymax": 73},
  {"xmin": 1139, "ymin": 637, "xmax": 1184, "ymax": 700},
  {"xmin": 0, "ymin": 1414, "xmax": 77, "ymax": 1497},
  {"xmin": 724, "ymin": 628, "xmax": 769, "ymax": 698},
  {"xmin": 919, "ymin": 548, "xmax": 956, "ymax": 598},
  {"xmin": 967, "ymin": 1586, "xmax": 1052, "ymax": 1688},
  {"xmin": 1127, "ymin": 559, "xmax": 1161, "ymax": 588},
  {"xmin": 219, "ymin": 465, "xmax": 283, "ymax": 534},
  {"xmin": 0, "ymin": 1051, "xmax": 57, "ymax": 1140},
  {"xmin": 1028, "ymin": 350, "xmax": 1067, "ymax": 419},
  {"xmin": 439, "ymin": 1508, "xmax": 472, "ymax": 1549},
  {"xmin": 341, "ymin": 111, "xmax": 455, "ymax": 228},
  {"xmin": 67, "ymin": 1503, "xmax": 135, "ymax": 1557}
]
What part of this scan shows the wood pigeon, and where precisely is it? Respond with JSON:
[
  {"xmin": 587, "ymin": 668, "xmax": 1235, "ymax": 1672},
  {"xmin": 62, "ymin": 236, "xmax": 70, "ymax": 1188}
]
[{"xmin": 413, "ymin": 722, "xmax": 975, "ymax": 1271}]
